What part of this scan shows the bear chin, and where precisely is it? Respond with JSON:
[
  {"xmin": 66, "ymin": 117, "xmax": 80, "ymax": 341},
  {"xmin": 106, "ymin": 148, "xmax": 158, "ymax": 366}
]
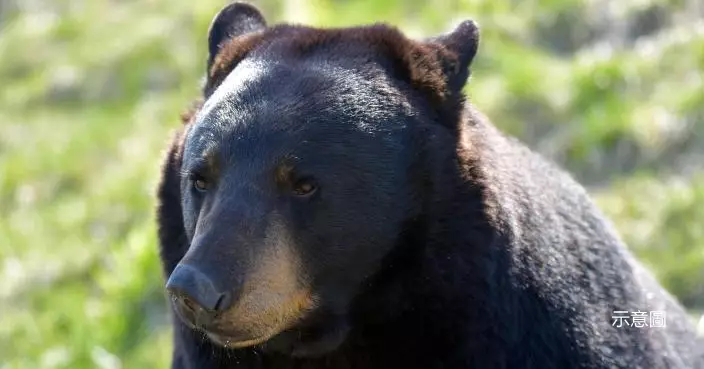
[
  {"xmin": 198, "ymin": 310, "xmax": 352, "ymax": 357},
  {"xmin": 257, "ymin": 317, "xmax": 351, "ymax": 358}
]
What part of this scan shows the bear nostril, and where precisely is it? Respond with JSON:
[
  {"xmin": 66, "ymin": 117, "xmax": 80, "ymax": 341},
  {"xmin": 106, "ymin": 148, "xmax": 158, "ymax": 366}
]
[
  {"xmin": 181, "ymin": 295, "xmax": 198, "ymax": 313},
  {"xmin": 212, "ymin": 292, "xmax": 231, "ymax": 312}
]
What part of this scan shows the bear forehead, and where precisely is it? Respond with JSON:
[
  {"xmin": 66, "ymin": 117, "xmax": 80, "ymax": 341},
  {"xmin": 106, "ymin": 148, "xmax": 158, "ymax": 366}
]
[
  {"xmin": 184, "ymin": 58, "xmax": 413, "ymax": 170},
  {"xmin": 200, "ymin": 57, "xmax": 411, "ymax": 126},
  {"xmin": 190, "ymin": 56, "xmax": 413, "ymax": 147}
]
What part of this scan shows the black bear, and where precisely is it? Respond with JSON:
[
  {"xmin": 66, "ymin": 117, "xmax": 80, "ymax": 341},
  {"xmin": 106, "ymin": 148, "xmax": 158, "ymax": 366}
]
[{"xmin": 156, "ymin": 2, "xmax": 704, "ymax": 368}]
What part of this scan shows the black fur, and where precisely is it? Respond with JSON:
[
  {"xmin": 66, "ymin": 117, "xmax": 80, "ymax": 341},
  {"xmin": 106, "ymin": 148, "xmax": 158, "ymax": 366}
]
[{"xmin": 156, "ymin": 3, "xmax": 704, "ymax": 368}]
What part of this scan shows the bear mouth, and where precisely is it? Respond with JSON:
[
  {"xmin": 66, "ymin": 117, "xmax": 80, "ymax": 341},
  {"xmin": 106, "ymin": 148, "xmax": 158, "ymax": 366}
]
[
  {"xmin": 171, "ymin": 289, "xmax": 317, "ymax": 350},
  {"xmin": 172, "ymin": 306, "xmax": 289, "ymax": 349},
  {"xmin": 205, "ymin": 329, "xmax": 281, "ymax": 349}
]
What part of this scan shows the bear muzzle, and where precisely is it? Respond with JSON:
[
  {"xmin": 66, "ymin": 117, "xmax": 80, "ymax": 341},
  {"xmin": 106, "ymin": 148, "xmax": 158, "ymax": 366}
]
[{"xmin": 166, "ymin": 250, "xmax": 317, "ymax": 348}]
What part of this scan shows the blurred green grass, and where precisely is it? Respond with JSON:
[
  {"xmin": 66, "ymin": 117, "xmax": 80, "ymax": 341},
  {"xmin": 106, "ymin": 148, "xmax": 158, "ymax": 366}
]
[{"xmin": 0, "ymin": 0, "xmax": 702, "ymax": 368}]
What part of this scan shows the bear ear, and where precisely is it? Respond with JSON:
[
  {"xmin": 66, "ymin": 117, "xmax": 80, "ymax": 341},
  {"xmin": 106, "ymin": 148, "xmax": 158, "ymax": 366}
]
[
  {"xmin": 426, "ymin": 20, "xmax": 480, "ymax": 96},
  {"xmin": 206, "ymin": 2, "xmax": 267, "ymax": 72}
]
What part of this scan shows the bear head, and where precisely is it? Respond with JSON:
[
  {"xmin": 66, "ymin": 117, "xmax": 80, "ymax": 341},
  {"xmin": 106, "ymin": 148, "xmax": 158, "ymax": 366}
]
[{"xmin": 161, "ymin": 1, "xmax": 480, "ymax": 357}]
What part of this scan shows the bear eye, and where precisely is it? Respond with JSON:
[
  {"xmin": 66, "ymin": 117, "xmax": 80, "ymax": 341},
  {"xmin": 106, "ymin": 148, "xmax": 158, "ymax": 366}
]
[
  {"xmin": 191, "ymin": 176, "xmax": 209, "ymax": 192},
  {"xmin": 292, "ymin": 178, "xmax": 317, "ymax": 197}
]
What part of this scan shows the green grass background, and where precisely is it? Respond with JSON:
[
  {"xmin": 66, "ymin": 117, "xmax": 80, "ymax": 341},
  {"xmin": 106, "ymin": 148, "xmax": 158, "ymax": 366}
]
[{"xmin": 0, "ymin": 0, "xmax": 702, "ymax": 368}]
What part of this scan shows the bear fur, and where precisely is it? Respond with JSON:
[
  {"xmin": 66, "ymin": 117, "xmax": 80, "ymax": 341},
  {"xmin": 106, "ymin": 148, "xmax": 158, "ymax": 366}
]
[{"xmin": 156, "ymin": 2, "xmax": 704, "ymax": 368}]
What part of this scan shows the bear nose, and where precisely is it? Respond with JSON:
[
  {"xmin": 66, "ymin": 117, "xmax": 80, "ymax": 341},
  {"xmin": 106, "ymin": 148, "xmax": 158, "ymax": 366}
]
[{"xmin": 166, "ymin": 264, "xmax": 233, "ymax": 323}]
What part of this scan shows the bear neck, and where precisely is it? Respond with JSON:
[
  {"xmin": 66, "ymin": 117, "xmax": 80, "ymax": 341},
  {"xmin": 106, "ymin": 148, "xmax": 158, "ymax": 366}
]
[{"xmin": 344, "ymin": 106, "xmax": 520, "ymax": 360}]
